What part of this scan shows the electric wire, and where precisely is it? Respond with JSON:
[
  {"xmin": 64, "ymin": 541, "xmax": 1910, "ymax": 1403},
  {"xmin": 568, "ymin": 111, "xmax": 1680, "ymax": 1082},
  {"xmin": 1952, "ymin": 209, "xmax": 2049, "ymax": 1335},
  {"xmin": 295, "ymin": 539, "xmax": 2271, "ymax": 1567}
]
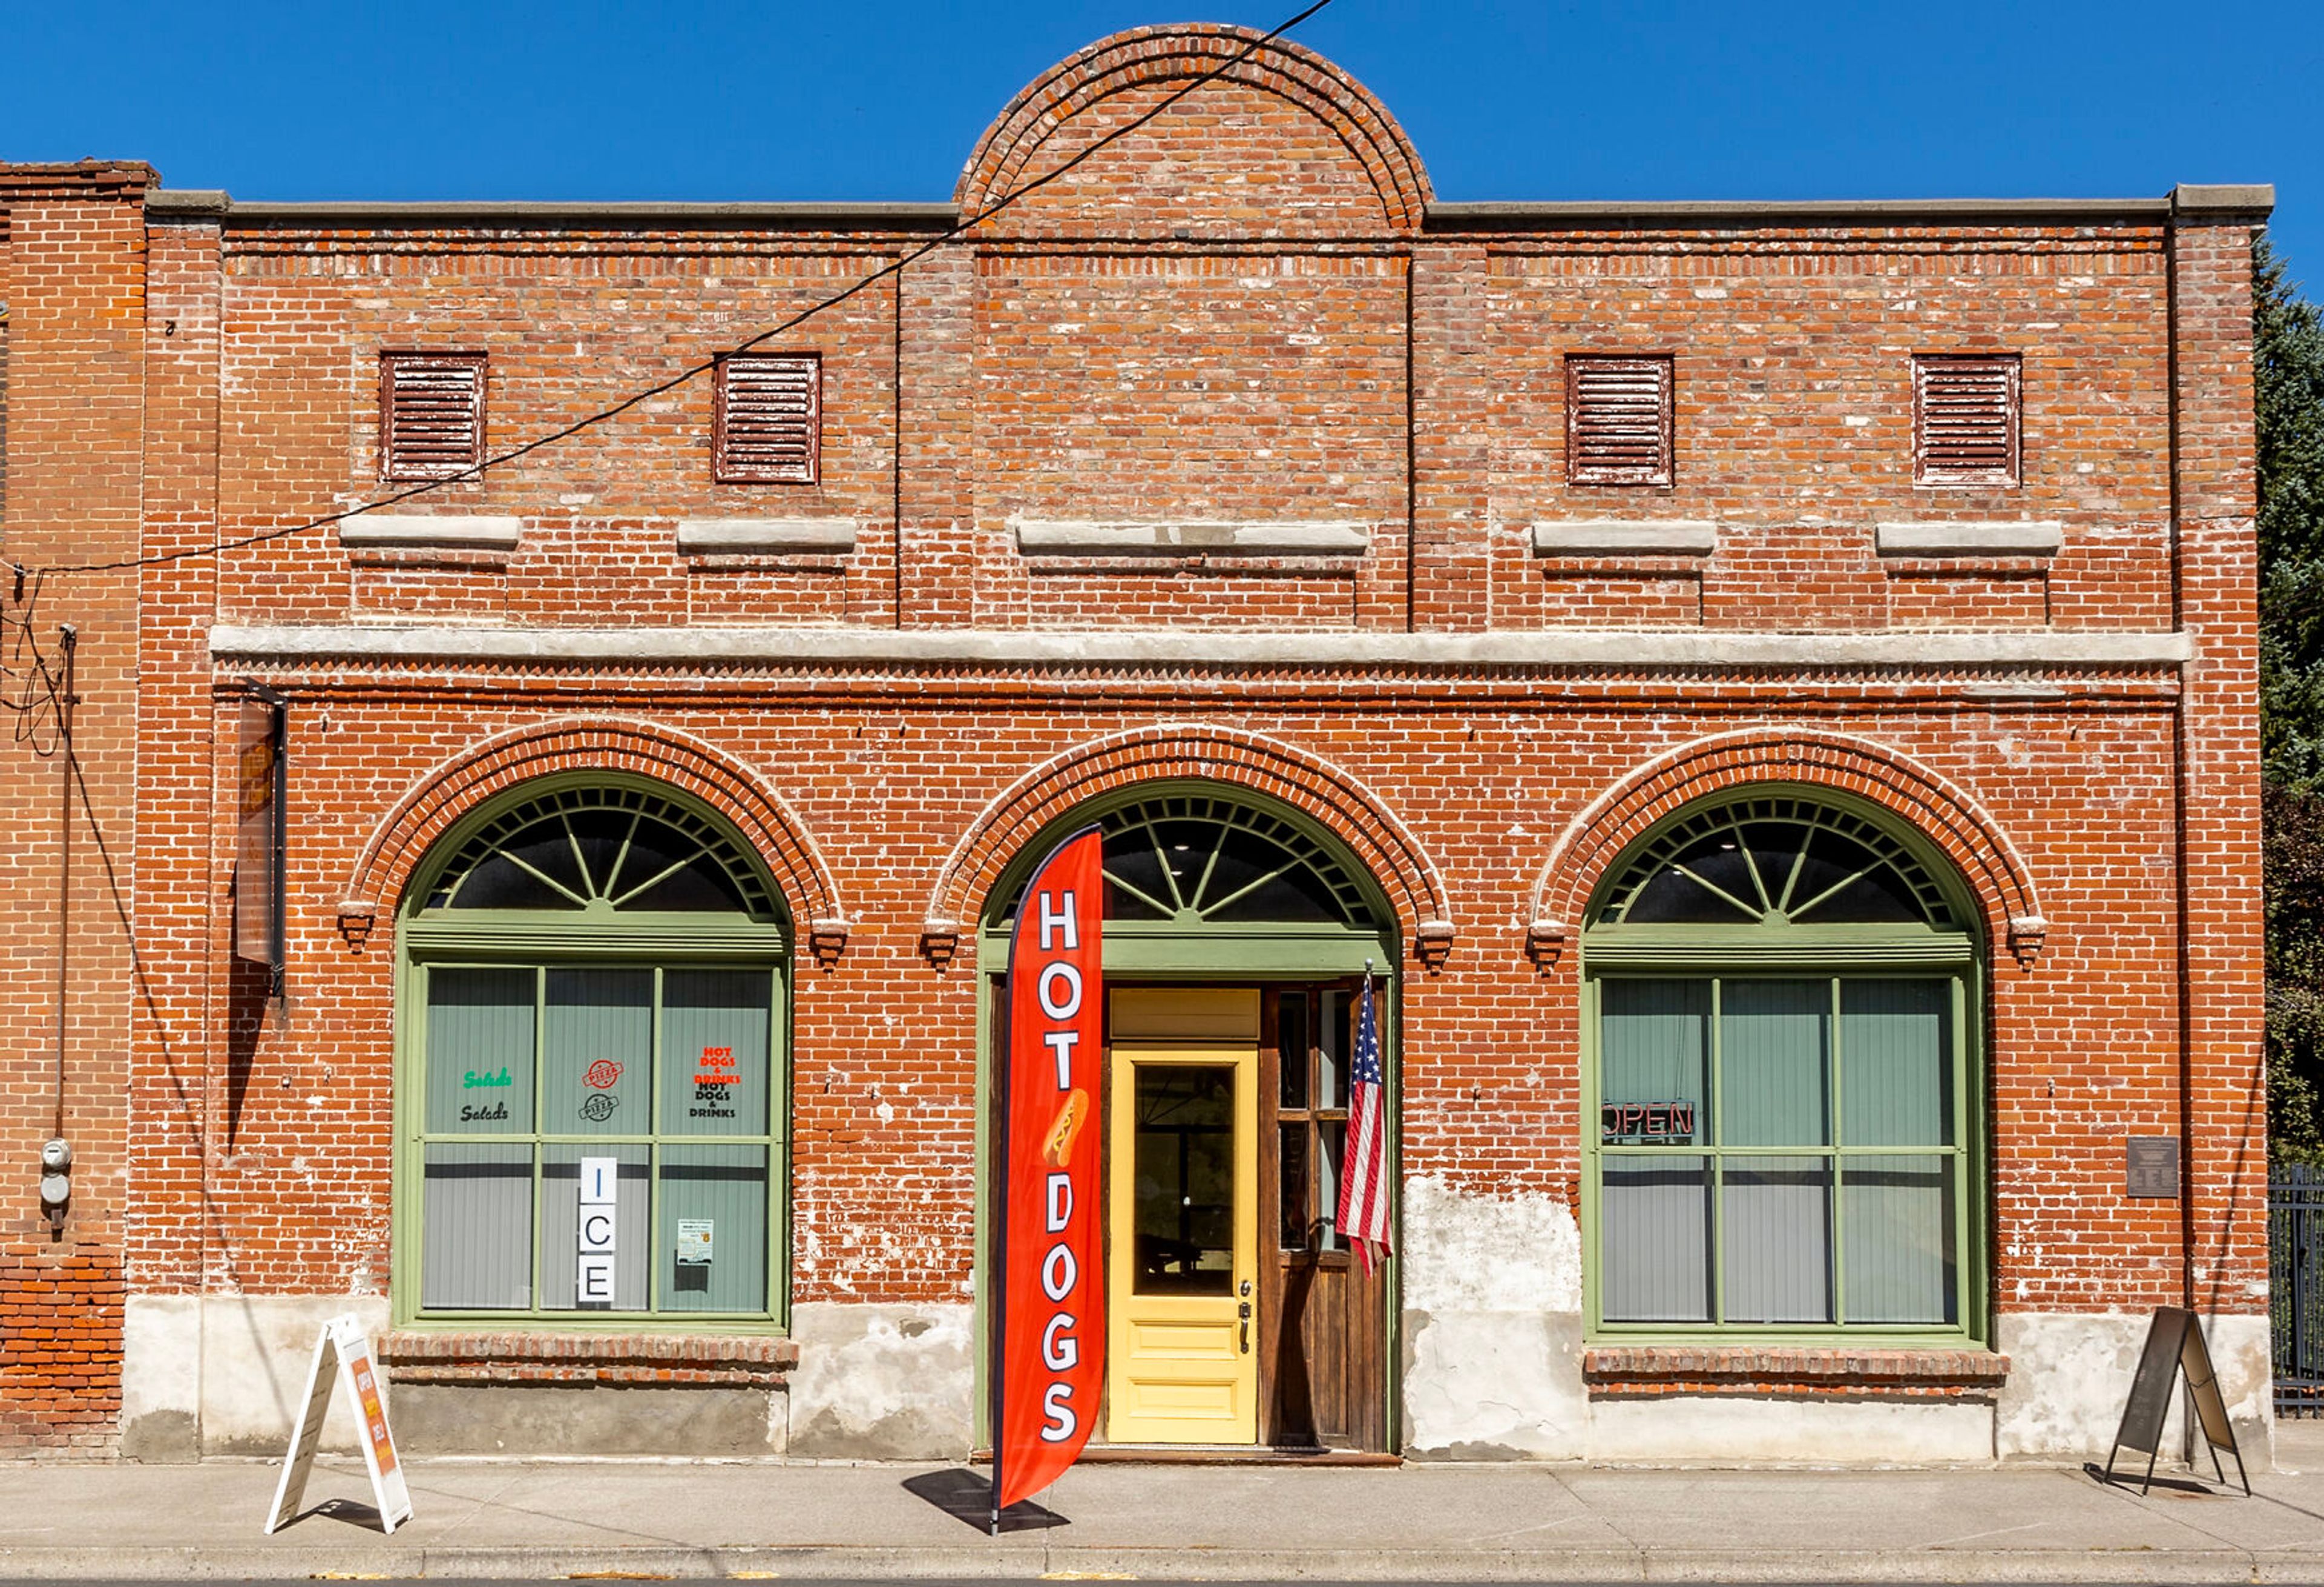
[{"xmin": 0, "ymin": 0, "xmax": 1337, "ymax": 585}]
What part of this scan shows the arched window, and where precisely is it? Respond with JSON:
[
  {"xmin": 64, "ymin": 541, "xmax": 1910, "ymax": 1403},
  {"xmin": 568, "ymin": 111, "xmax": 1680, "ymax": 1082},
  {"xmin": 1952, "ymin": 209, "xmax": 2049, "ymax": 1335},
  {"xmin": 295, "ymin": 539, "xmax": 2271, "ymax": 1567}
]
[
  {"xmin": 995, "ymin": 791, "xmax": 1379, "ymax": 933},
  {"xmin": 1581, "ymin": 788, "xmax": 1982, "ymax": 1341},
  {"xmin": 397, "ymin": 777, "xmax": 789, "ymax": 1327}
]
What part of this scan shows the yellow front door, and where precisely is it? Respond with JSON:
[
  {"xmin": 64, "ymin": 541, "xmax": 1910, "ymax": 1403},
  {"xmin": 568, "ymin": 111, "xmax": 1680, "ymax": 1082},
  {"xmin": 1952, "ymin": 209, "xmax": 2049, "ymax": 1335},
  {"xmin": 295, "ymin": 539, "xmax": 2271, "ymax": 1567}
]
[{"xmin": 1105, "ymin": 988, "xmax": 1259, "ymax": 1444}]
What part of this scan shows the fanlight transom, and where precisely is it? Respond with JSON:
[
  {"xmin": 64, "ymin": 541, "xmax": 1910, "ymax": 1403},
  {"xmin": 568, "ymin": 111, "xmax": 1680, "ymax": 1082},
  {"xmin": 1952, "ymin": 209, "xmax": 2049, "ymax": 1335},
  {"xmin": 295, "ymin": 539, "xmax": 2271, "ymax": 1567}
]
[
  {"xmin": 421, "ymin": 785, "xmax": 775, "ymax": 918},
  {"xmin": 1592, "ymin": 796, "xmax": 1954, "ymax": 929}
]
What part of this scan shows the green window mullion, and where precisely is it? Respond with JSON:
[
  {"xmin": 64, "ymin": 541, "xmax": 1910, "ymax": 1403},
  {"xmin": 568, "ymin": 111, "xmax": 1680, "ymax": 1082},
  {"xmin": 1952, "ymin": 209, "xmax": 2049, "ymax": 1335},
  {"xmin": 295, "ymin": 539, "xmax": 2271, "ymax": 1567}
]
[
  {"xmin": 1953, "ymin": 973, "xmax": 1973, "ymax": 1329},
  {"xmin": 1830, "ymin": 975, "xmax": 1846, "ymax": 1327},
  {"xmin": 648, "ymin": 965, "xmax": 663, "ymax": 1315},
  {"xmin": 531, "ymin": 966, "xmax": 547, "ymax": 1314},
  {"xmin": 1709, "ymin": 975, "xmax": 1725, "ymax": 1326}
]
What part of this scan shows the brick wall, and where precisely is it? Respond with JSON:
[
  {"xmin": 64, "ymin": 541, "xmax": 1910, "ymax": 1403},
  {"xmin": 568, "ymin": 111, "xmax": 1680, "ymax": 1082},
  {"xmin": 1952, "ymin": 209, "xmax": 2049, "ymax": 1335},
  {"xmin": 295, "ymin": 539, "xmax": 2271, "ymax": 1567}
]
[
  {"xmin": 0, "ymin": 25, "xmax": 2274, "ymax": 1450},
  {"xmin": 0, "ymin": 161, "xmax": 154, "ymax": 1450}
]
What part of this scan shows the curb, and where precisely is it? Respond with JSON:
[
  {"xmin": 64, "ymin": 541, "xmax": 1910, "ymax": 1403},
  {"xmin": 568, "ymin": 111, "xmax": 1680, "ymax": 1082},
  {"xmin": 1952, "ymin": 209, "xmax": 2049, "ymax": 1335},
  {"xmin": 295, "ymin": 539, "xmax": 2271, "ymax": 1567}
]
[{"xmin": 0, "ymin": 1543, "xmax": 2289, "ymax": 1583}]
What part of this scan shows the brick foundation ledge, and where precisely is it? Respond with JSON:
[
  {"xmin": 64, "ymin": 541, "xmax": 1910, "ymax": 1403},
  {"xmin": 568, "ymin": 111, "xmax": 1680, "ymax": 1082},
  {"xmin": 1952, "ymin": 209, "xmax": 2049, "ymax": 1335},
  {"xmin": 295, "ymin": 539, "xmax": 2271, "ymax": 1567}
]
[
  {"xmin": 378, "ymin": 1332, "xmax": 798, "ymax": 1389},
  {"xmin": 1581, "ymin": 1345, "xmax": 2008, "ymax": 1401}
]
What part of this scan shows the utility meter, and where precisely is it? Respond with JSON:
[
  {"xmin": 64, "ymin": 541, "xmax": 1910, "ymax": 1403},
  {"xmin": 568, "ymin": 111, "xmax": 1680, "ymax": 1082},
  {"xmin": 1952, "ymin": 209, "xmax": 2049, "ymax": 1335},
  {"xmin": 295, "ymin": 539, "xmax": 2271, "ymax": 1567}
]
[{"xmin": 39, "ymin": 1138, "xmax": 71, "ymax": 1213}]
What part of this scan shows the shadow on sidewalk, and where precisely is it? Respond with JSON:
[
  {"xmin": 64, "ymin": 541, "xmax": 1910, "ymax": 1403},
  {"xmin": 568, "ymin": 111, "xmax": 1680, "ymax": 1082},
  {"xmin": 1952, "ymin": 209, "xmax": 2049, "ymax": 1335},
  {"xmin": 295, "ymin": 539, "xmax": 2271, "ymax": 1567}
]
[
  {"xmin": 276, "ymin": 1496, "xmax": 389, "ymax": 1534},
  {"xmin": 903, "ymin": 1468, "xmax": 1066, "ymax": 1534}
]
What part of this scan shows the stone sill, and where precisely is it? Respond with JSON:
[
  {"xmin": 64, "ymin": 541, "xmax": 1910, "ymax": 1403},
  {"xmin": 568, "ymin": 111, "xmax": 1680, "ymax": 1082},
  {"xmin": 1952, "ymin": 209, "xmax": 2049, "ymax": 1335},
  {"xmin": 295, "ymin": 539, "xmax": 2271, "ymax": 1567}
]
[
  {"xmin": 1016, "ymin": 520, "xmax": 1370, "ymax": 558},
  {"xmin": 340, "ymin": 515, "xmax": 523, "ymax": 554},
  {"xmin": 677, "ymin": 518, "xmax": 858, "ymax": 557},
  {"xmin": 1583, "ymin": 1345, "xmax": 2008, "ymax": 1400},
  {"xmin": 1876, "ymin": 521, "xmax": 2063, "ymax": 559},
  {"xmin": 1531, "ymin": 520, "xmax": 1718, "ymax": 558},
  {"xmin": 379, "ymin": 1330, "xmax": 797, "ymax": 1389}
]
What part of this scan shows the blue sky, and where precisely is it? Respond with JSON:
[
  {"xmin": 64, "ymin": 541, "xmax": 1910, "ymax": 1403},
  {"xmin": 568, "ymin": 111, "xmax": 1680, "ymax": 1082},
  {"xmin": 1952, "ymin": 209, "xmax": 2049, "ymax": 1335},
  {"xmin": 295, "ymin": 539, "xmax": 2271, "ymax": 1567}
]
[{"xmin": 4, "ymin": 1, "xmax": 2320, "ymax": 289}]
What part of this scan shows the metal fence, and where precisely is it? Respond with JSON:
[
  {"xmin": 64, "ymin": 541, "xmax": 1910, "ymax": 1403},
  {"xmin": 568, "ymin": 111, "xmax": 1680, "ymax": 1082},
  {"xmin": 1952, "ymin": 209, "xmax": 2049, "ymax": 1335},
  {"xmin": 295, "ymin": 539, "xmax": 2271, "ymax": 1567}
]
[{"xmin": 2272, "ymin": 1166, "xmax": 2324, "ymax": 1416}]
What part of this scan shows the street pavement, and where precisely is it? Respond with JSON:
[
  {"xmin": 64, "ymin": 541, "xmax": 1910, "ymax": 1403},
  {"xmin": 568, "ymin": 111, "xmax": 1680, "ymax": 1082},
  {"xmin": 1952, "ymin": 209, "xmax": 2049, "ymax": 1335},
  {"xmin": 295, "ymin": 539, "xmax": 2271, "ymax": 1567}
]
[{"xmin": 5, "ymin": 1425, "xmax": 2324, "ymax": 1581}]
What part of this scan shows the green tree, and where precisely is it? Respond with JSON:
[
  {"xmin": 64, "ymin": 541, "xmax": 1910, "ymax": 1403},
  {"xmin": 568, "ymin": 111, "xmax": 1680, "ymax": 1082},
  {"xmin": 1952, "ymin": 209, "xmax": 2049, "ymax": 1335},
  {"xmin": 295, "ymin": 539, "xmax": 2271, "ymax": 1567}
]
[{"xmin": 2259, "ymin": 237, "xmax": 2324, "ymax": 1161}]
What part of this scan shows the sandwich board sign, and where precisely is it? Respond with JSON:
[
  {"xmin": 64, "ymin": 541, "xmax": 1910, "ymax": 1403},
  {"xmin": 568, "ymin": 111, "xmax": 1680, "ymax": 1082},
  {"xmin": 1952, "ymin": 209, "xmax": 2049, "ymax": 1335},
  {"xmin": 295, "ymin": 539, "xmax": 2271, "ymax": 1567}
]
[
  {"xmin": 264, "ymin": 1313, "xmax": 413, "ymax": 1534},
  {"xmin": 2101, "ymin": 1304, "xmax": 2250, "ymax": 1496}
]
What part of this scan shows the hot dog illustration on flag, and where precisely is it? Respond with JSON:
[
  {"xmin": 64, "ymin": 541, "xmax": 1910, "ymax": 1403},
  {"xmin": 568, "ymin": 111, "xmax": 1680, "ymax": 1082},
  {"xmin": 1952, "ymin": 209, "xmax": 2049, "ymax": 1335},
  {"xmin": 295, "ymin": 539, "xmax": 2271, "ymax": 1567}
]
[{"xmin": 993, "ymin": 826, "xmax": 1105, "ymax": 1522}]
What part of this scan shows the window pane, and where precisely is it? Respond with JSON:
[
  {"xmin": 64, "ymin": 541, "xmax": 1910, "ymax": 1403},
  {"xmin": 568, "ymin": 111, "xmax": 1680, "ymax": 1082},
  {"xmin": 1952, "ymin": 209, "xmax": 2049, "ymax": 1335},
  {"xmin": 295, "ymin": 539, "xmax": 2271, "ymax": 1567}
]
[
  {"xmin": 426, "ymin": 967, "xmax": 534, "ymax": 1134},
  {"xmin": 539, "ymin": 1147, "xmax": 650, "ymax": 1311},
  {"xmin": 1720, "ymin": 980, "xmax": 1830, "ymax": 1147},
  {"xmin": 1599, "ymin": 980, "xmax": 1709, "ymax": 1144},
  {"xmin": 1842, "ymin": 980, "xmax": 1953, "ymax": 1147},
  {"xmin": 1321, "ymin": 992, "xmax": 1349, "ymax": 1110},
  {"xmin": 1278, "ymin": 994, "xmax": 1310, "ymax": 1111},
  {"xmin": 1722, "ymin": 1156, "xmax": 1833, "ymax": 1323},
  {"xmin": 1318, "ymin": 1120, "xmax": 1345, "ymax": 1250},
  {"xmin": 1601, "ymin": 1155, "xmax": 1710, "ymax": 1322},
  {"xmin": 451, "ymin": 817, "xmax": 588, "ymax": 910},
  {"xmin": 659, "ymin": 1144, "xmax": 769, "ymax": 1314},
  {"xmin": 421, "ymin": 1142, "xmax": 533, "ymax": 1309},
  {"xmin": 1131, "ymin": 1064, "xmax": 1236, "ymax": 1295},
  {"xmin": 1843, "ymin": 1154, "xmax": 1956, "ymax": 1324},
  {"xmin": 1279, "ymin": 1124, "xmax": 1311, "ymax": 1250},
  {"xmin": 661, "ymin": 970, "xmax": 772, "ymax": 1136},
  {"xmin": 542, "ymin": 968, "xmax": 652, "ymax": 1135}
]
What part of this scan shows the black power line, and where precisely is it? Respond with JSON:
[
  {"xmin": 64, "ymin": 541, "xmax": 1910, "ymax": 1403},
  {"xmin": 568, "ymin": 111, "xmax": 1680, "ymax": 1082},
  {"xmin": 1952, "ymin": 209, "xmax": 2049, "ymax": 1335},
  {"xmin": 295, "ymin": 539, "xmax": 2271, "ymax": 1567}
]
[{"xmin": 0, "ymin": 0, "xmax": 1337, "ymax": 584}]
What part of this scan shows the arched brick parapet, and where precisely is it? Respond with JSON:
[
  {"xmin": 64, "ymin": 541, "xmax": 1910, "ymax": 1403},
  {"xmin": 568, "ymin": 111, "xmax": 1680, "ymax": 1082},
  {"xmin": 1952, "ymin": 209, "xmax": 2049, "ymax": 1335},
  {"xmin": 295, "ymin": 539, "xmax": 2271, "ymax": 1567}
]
[
  {"xmin": 922, "ymin": 724, "xmax": 1455, "ymax": 970},
  {"xmin": 1525, "ymin": 728, "xmax": 2047, "ymax": 968},
  {"xmin": 955, "ymin": 24, "xmax": 1432, "ymax": 233},
  {"xmin": 334, "ymin": 717, "xmax": 848, "ymax": 961}
]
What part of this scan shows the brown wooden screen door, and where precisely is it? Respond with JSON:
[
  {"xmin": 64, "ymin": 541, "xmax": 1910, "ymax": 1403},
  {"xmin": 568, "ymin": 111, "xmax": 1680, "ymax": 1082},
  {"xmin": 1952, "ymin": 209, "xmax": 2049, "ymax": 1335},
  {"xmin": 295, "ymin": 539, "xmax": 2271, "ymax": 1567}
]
[{"xmin": 1258, "ymin": 984, "xmax": 1388, "ymax": 1451}]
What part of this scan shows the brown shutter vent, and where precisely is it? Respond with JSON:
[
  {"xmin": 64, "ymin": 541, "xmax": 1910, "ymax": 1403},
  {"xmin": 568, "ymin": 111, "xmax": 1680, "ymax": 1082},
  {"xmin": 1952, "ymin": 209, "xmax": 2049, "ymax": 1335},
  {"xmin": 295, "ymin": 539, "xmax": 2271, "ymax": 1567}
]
[
  {"xmin": 1914, "ymin": 355, "xmax": 2020, "ymax": 485},
  {"xmin": 715, "ymin": 354, "xmax": 821, "ymax": 485},
  {"xmin": 379, "ymin": 352, "xmax": 486, "ymax": 482},
  {"xmin": 1566, "ymin": 355, "xmax": 1675, "ymax": 486}
]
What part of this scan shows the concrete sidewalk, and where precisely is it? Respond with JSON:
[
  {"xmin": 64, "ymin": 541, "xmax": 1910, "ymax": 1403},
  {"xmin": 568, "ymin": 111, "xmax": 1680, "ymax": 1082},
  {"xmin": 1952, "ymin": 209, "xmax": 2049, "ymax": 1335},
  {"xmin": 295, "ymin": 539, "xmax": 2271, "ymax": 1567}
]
[{"xmin": 4, "ymin": 1430, "xmax": 2322, "ymax": 1582}]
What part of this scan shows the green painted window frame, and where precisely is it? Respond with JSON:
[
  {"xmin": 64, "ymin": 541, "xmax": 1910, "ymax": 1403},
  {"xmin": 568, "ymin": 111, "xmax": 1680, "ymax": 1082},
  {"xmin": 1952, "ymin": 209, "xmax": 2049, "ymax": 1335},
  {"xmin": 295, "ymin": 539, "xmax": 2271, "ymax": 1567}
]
[
  {"xmin": 392, "ymin": 773, "xmax": 792, "ymax": 1332},
  {"xmin": 1578, "ymin": 785, "xmax": 1988, "ymax": 1349}
]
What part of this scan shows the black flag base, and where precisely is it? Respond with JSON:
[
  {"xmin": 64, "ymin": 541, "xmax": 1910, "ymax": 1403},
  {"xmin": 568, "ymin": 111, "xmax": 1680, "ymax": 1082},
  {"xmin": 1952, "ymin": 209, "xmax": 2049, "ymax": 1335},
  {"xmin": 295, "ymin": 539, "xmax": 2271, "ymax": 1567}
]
[{"xmin": 900, "ymin": 1468, "xmax": 1068, "ymax": 1534}]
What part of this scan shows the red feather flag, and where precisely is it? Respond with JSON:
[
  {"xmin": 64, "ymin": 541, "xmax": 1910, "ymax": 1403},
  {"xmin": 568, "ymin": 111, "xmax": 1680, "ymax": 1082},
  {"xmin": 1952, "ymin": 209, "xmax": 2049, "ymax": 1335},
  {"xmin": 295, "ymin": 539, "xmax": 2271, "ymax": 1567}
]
[{"xmin": 994, "ymin": 827, "xmax": 1106, "ymax": 1520}]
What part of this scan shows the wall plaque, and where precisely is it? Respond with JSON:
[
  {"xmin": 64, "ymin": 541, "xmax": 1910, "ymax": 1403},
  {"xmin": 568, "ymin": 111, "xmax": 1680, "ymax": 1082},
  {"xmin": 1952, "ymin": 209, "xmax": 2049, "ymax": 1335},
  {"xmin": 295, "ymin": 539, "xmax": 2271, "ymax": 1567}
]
[{"xmin": 2127, "ymin": 1136, "xmax": 2181, "ymax": 1199}]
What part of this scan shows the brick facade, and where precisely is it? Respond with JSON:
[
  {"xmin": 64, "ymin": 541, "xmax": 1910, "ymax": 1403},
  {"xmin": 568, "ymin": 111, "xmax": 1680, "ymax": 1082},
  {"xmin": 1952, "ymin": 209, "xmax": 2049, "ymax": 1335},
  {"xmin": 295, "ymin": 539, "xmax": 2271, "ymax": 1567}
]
[{"xmin": 0, "ymin": 26, "xmax": 2274, "ymax": 1462}]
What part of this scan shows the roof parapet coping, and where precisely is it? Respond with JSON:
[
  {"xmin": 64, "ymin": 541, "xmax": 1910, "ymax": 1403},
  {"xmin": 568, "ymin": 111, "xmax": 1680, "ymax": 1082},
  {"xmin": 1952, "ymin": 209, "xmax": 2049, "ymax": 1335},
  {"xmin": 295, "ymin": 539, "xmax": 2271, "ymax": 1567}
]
[
  {"xmin": 210, "ymin": 198, "xmax": 959, "ymax": 230},
  {"xmin": 146, "ymin": 189, "xmax": 232, "ymax": 215},
  {"xmin": 1424, "ymin": 196, "xmax": 2172, "ymax": 231},
  {"xmin": 2172, "ymin": 183, "xmax": 2275, "ymax": 217}
]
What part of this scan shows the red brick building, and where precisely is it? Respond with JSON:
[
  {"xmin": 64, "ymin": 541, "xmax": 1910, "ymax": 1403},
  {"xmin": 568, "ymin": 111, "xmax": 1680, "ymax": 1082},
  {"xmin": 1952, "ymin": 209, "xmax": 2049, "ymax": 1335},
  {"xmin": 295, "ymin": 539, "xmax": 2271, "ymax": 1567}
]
[{"xmin": 0, "ymin": 25, "xmax": 2276, "ymax": 1465}]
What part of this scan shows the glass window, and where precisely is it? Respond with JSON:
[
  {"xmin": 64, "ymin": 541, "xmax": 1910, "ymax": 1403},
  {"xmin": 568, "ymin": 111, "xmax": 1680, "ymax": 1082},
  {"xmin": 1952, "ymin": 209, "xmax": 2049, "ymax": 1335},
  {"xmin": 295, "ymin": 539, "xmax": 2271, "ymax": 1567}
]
[
  {"xmin": 1593, "ymin": 973, "xmax": 1965, "ymax": 1330},
  {"xmin": 413, "ymin": 960, "xmax": 783, "ymax": 1319}
]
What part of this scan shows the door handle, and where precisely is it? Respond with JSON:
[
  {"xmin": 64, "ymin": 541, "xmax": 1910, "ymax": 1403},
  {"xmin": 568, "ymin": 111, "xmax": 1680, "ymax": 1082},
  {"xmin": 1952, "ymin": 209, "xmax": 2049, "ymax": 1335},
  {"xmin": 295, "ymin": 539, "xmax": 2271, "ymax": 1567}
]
[{"xmin": 1237, "ymin": 1298, "xmax": 1252, "ymax": 1355}]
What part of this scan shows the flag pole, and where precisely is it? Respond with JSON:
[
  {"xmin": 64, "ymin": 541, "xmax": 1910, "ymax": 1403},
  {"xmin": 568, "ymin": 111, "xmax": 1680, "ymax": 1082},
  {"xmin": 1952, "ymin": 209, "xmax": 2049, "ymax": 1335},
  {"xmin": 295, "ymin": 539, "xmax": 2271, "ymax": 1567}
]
[{"xmin": 990, "ymin": 988, "xmax": 1009, "ymax": 1537}]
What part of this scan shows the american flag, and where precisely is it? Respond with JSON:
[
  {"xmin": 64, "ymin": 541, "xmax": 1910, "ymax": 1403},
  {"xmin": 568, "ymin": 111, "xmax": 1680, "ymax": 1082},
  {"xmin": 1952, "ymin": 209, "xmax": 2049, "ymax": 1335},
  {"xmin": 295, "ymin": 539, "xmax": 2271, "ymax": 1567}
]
[{"xmin": 1335, "ymin": 974, "xmax": 1391, "ymax": 1277}]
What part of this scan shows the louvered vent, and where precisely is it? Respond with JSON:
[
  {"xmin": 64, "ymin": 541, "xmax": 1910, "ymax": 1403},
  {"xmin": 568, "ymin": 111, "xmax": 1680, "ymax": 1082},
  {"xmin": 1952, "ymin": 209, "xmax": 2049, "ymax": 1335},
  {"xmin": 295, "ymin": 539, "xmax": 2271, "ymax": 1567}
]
[
  {"xmin": 379, "ymin": 352, "xmax": 486, "ymax": 482},
  {"xmin": 715, "ymin": 354, "xmax": 820, "ymax": 484},
  {"xmin": 1566, "ymin": 356, "xmax": 1673, "ymax": 486},
  {"xmin": 1914, "ymin": 355, "xmax": 2020, "ymax": 485}
]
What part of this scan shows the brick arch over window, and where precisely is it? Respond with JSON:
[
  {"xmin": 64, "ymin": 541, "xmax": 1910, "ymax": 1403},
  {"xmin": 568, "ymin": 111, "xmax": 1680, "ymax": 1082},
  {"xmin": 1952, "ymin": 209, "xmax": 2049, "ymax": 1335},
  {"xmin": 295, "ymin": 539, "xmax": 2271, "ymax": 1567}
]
[
  {"xmin": 334, "ymin": 718, "xmax": 849, "ymax": 962},
  {"xmin": 1524, "ymin": 729, "xmax": 2047, "ymax": 969},
  {"xmin": 922, "ymin": 725, "xmax": 1455, "ymax": 969},
  {"xmin": 955, "ymin": 24, "xmax": 1433, "ymax": 234}
]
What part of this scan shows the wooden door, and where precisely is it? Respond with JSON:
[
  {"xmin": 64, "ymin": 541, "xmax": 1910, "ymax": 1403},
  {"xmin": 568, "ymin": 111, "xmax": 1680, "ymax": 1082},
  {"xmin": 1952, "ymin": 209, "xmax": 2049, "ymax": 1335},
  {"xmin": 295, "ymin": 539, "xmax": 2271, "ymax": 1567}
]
[
  {"xmin": 1258, "ymin": 984, "xmax": 1388, "ymax": 1451},
  {"xmin": 1104, "ymin": 989, "xmax": 1260, "ymax": 1444}
]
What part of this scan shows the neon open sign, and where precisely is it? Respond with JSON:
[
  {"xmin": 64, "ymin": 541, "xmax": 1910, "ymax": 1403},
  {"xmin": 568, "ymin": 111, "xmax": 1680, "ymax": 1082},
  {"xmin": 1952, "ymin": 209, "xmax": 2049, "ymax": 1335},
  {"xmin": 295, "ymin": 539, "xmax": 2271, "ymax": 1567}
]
[{"xmin": 1601, "ymin": 1101, "xmax": 1696, "ymax": 1143}]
